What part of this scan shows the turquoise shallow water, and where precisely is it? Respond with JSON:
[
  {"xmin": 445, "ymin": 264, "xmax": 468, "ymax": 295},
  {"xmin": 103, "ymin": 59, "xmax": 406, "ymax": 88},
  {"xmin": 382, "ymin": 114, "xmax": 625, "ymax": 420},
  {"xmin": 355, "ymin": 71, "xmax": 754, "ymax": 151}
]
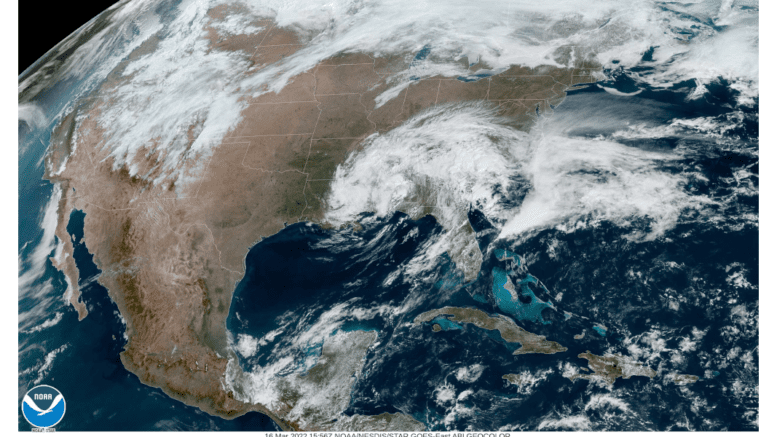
[
  {"xmin": 432, "ymin": 316, "xmax": 463, "ymax": 331},
  {"xmin": 491, "ymin": 268, "xmax": 553, "ymax": 325}
]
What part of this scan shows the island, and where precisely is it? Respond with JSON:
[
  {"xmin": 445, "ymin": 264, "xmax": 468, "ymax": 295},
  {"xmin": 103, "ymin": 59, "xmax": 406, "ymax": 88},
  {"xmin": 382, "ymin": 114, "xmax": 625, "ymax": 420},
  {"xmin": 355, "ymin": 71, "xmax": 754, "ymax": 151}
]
[
  {"xmin": 668, "ymin": 373, "xmax": 700, "ymax": 385},
  {"xmin": 592, "ymin": 324, "xmax": 608, "ymax": 336},
  {"xmin": 494, "ymin": 248, "xmax": 521, "ymax": 264},
  {"xmin": 567, "ymin": 351, "xmax": 657, "ymax": 385},
  {"xmin": 414, "ymin": 306, "xmax": 567, "ymax": 355}
]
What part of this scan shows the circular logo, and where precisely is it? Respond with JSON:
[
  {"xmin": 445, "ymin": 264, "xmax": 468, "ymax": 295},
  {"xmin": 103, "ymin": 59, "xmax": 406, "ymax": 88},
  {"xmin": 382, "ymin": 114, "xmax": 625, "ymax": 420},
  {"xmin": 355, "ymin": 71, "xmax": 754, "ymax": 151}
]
[{"xmin": 21, "ymin": 385, "xmax": 66, "ymax": 429}]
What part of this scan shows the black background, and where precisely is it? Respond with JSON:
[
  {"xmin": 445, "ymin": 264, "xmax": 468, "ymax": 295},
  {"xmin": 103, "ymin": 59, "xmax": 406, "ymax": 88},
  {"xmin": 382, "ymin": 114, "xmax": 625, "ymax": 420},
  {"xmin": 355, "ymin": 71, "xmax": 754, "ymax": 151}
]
[{"xmin": 18, "ymin": 0, "xmax": 120, "ymax": 74}]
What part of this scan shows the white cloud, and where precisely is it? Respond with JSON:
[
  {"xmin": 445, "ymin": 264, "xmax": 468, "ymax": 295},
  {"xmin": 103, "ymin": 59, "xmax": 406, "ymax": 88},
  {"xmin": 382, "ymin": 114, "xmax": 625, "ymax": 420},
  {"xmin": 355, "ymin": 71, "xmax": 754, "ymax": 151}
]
[
  {"xmin": 326, "ymin": 102, "xmax": 520, "ymax": 230},
  {"xmin": 18, "ymin": 103, "xmax": 47, "ymax": 129},
  {"xmin": 538, "ymin": 414, "xmax": 591, "ymax": 431},
  {"xmin": 18, "ymin": 186, "xmax": 63, "ymax": 332},
  {"xmin": 236, "ymin": 333, "xmax": 259, "ymax": 358},
  {"xmin": 498, "ymin": 120, "xmax": 708, "ymax": 241},
  {"xmin": 327, "ymin": 101, "xmax": 714, "ymax": 244},
  {"xmin": 455, "ymin": 364, "xmax": 484, "ymax": 383},
  {"xmin": 22, "ymin": 312, "xmax": 64, "ymax": 334},
  {"xmin": 33, "ymin": 344, "xmax": 69, "ymax": 385}
]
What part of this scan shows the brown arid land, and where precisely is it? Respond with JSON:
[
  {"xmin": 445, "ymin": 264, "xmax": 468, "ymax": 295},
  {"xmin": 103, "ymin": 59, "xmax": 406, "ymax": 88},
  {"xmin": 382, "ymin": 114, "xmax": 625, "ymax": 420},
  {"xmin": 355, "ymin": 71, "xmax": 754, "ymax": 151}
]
[{"xmin": 44, "ymin": 17, "xmax": 598, "ymax": 431}]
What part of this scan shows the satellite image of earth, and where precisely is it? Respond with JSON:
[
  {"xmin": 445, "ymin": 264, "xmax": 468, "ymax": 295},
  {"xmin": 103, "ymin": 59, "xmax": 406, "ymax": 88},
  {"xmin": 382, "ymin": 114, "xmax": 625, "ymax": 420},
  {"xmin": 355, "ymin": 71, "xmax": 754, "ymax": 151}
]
[{"xmin": 18, "ymin": 0, "xmax": 758, "ymax": 431}]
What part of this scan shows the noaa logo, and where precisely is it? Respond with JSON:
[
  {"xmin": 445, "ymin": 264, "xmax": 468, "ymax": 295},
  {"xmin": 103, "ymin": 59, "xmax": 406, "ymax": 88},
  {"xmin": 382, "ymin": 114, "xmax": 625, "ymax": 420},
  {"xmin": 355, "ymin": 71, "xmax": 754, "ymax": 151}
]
[{"xmin": 21, "ymin": 385, "xmax": 66, "ymax": 429}]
